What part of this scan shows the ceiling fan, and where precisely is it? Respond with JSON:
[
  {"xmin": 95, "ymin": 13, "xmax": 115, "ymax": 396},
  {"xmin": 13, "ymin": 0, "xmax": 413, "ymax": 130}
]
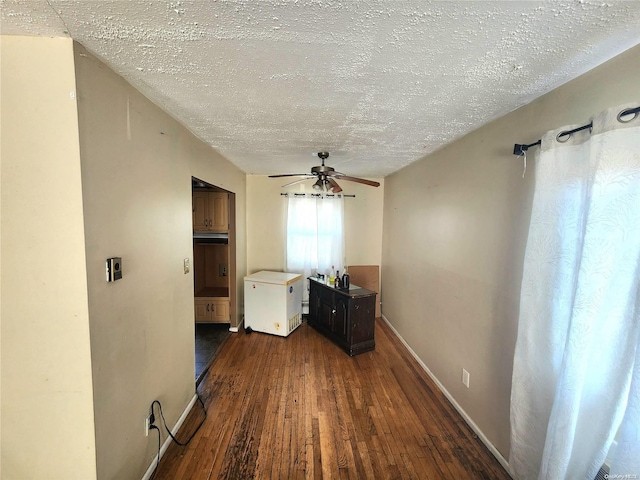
[{"xmin": 269, "ymin": 152, "xmax": 380, "ymax": 193}]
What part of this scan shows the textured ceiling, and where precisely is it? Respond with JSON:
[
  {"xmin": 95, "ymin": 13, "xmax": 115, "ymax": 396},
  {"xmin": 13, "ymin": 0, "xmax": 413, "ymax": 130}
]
[{"xmin": 2, "ymin": 1, "xmax": 640, "ymax": 178}]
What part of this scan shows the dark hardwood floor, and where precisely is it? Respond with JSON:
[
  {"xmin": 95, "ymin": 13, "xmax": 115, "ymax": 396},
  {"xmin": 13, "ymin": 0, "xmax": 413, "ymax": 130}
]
[
  {"xmin": 154, "ymin": 319, "xmax": 511, "ymax": 479},
  {"xmin": 195, "ymin": 323, "xmax": 231, "ymax": 385}
]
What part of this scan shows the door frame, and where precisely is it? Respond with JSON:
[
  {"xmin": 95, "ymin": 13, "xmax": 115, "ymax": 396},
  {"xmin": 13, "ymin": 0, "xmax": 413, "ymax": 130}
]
[{"xmin": 191, "ymin": 177, "xmax": 237, "ymax": 331}]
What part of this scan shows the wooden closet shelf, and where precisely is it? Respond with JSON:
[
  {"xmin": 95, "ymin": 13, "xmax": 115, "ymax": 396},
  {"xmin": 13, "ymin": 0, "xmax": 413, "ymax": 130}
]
[{"xmin": 195, "ymin": 287, "xmax": 229, "ymax": 298}]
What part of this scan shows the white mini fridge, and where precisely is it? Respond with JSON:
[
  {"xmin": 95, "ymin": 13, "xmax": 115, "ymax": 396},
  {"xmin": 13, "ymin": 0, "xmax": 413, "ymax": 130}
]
[{"xmin": 244, "ymin": 271, "xmax": 303, "ymax": 337}]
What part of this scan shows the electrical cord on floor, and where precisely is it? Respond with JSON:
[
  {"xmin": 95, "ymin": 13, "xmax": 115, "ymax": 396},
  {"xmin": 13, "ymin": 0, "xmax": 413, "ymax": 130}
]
[
  {"xmin": 147, "ymin": 393, "xmax": 207, "ymax": 479},
  {"xmin": 151, "ymin": 393, "xmax": 207, "ymax": 447}
]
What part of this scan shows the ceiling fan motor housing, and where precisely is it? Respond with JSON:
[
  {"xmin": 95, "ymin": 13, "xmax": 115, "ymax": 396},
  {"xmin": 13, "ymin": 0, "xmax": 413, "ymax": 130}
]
[{"xmin": 311, "ymin": 165, "xmax": 335, "ymax": 175}]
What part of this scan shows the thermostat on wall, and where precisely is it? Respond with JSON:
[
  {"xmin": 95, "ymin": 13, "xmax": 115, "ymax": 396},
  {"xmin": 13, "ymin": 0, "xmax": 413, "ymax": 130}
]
[{"xmin": 106, "ymin": 257, "xmax": 122, "ymax": 282}]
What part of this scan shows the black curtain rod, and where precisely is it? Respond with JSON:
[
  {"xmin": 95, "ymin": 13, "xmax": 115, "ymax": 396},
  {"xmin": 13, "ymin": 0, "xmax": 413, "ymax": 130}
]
[
  {"xmin": 280, "ymin": 193, "xmax": 355, "ymax": 198},
  {"xmin": 513, "ymin": 105, "xmax": 640, "ymax": 156}
]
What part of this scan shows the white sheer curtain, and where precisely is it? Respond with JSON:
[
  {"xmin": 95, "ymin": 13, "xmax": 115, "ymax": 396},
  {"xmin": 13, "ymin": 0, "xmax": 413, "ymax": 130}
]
[
  {"xmin": 510, "ymin": 104, "xmax": 640, "ymax": 480},
  {"xmin": 285, "ymin": 194, "xmax": 344, "ymax": 303}
]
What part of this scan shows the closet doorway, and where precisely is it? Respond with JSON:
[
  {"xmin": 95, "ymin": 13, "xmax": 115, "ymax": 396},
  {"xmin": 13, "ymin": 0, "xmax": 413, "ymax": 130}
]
[{"xmin": 192, "ymin": 177, "xmax": 236, "ymax": 384}]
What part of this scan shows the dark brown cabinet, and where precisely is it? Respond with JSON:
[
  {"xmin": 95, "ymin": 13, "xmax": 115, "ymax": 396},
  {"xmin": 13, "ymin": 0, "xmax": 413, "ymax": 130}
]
[{"xmin": 307, "ymin": 277, "xmax": 376, "ymax": 356}]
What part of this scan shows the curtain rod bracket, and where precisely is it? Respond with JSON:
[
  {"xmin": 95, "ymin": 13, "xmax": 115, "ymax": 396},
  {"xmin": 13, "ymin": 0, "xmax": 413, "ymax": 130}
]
[{"xmin": 514, "ymin": 140, "xmax": 541, "ymax": 156}]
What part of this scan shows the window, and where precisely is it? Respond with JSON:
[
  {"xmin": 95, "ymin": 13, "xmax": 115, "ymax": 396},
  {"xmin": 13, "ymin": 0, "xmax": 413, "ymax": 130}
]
[{"xmin": 285, "ymin": 195, "xmax": 344, "ymax": 303}]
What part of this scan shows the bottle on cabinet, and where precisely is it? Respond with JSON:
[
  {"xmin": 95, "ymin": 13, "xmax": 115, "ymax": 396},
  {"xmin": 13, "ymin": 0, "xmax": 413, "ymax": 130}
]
[
  {"xmin": 342, "ymin": 267, "xmax": 350, "ymax": 289},
  {"xmin": 335, "ymin": 270, "xmax": 341, "ymax": 289},
  {"xmin": 329, "ymin": 265, "xmax": 336, "ymax": 286}
]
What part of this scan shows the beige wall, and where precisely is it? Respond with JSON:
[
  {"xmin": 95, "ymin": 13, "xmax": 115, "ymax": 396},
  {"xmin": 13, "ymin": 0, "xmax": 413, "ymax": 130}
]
[
  {"xmin": 1, "ymin": 35, "xmax": 247, "ymax": 480},
  {"xmin": 247, "ymin": 175, "xmax": 384, "ymax": 275},
  {"xmin": 1, "ymin": 36, "xmax": 97, "ymax": 479},
  {"xmin": 73, "ymin": 42, "xmax": 247, "ymax": 479},
  {"xmin": 381, "ymin": 43, "xmax": 640, "ymax": 460}
]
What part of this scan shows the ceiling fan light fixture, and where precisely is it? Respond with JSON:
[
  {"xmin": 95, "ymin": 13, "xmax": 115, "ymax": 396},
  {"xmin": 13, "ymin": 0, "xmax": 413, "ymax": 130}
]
[{"xmin": 312, "ymin": 179, "xmax": 323, "ymax": 190}]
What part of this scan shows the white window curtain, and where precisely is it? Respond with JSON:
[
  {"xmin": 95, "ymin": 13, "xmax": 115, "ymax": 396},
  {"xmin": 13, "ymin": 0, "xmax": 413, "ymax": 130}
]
[
  {"xmin": 509, "ymin": 104, "xmax": 640, "ymax": 479},
  {"xmin": 285, "ymin": 194, "xmax": 344, "ymax": 302}
]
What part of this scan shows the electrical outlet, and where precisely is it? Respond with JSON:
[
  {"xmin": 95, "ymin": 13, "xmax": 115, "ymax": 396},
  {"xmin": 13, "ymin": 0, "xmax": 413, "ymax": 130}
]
[
  {"xmin": 462, "ymin": 368, "xmax": 470, "ymax": 388},
  {"xmin": 145, "ymin": 414, "xmax": 153, "ymax": 436},
  {"xmin": 219, "ymin": 263, "xmax": 227, "ymax": 276}
]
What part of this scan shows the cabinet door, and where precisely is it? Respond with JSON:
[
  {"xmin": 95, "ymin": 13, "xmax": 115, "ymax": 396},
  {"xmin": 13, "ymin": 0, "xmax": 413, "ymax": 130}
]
[
  {"xmin": 194, "ymin": 298, "xmax": 211, "ymax": 322},
  {"xmin": 308, "ymin": 282, "xmax": 320, "ymax": 326},
  {"xmin": 319, "ymin": 288, "xmax": 335, "ymax": 331},
  {"xmin": 209, "ymin": 192, "xmax": 228, "ymax": 232},
  {"xmin": 333, "ymin": 296, "xmax": 349, "ymax": 341},
  {"xmin": 193, "ymin": 192, "xmax": 209, "ymax": 232},
  {"xmin": 211, "ymin": 299, "xmax": 230, "ymax": 323}
]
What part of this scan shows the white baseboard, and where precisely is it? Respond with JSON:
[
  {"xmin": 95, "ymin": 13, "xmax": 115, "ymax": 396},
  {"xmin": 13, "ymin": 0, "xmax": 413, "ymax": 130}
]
[
  {"xmin": 141, "ymin": 393, "xmax": 198, "ymax": 480},
  {"xmin": 229, "ymin": 315, "xmax": 244, "ymax": 333},
  {"xmin": 380, "ymin": 314, "xmax": 511, "ymax": 474}
]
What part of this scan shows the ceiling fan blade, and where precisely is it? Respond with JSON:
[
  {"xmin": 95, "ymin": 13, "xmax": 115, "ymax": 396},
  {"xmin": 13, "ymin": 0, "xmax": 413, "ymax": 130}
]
[
  {"xmin": 281, "ymin": 178, "xmax": 313, "ymax": 188},
  {"xmin": 327, "ymin": 178, "xmax": 342, "ymax": 193},
  {"xmin": 328, "ymin": 172, "xmax": 380, "ymax": 187},
  {"xmin": 269, "ymin": 173, "xmax": 313, "ymax": 178}
]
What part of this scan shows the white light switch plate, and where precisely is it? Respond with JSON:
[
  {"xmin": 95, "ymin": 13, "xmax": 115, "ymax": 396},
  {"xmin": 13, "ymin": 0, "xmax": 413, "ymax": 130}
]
[{"xmin": 462, "ymin": 368, "xmax": 470, "ymax": 388}]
